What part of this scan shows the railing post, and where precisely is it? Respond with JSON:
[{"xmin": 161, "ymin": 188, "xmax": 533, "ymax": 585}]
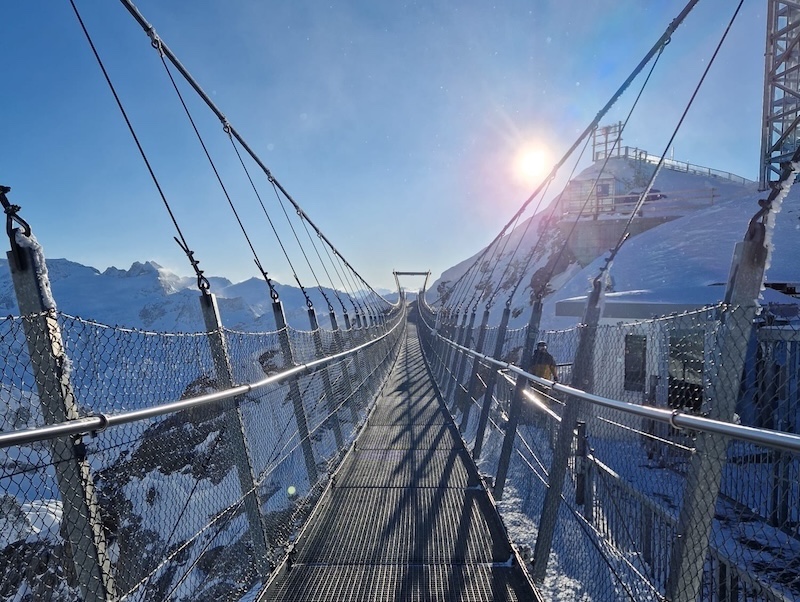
[
  {"xmin": 494, "ymin": 299, "xmax": 542, "ymax": 499},
  {"xmin": 575, "ymin": 420, "xmax": 587, "ymax": 506},
  {"xmin": 666, "ymin": 231, "xmax": 768, "ymax": 602},
  {"xmin": 308, "ymin": 307, "xmax": 344, "ymax": 453},
  {"xmin": 451, "ymin": 307, "xmax": 476, "ymax": 413},
  {"xmin": 459, "ymin": 307, "xmax": 490, "ymax": 432},
  {"xmin": 8, "ymin": 239, "xmax": 117, "ymax": 602},
  {"xmin": 331, "ymin": 311, "xmax": 359, "ymax": 428},
  {"xmin": 445, "ymin": 309, "xmax": 469, "ymax": 404},
  {"xmin": 272, "ymin": 300, "xmax": 317, "ymax": 485},
  {"xmin": 348, "ymin": 310, "xmax": 370, "ymax": 412},
  {"xmin": 473, "ymin": 305, "xmax": 511, "ymax": 460},
  {"xmin": 199, "ymin": 291, "xmax": 270, "ymax": 574},
  {"xmin": 444, "ymin": 309, "xmax": 461, "ymax": 390},
  {"xmin": 435, "ymin": 308, "xmax": 451, "ymax": 382},
  {"xmin": 430, "ymin": 309, "xmax": 443, "ymax": 382},
  {"xmin": 532, "ymin": 280, "xmax": 602, "ymax": 582}
]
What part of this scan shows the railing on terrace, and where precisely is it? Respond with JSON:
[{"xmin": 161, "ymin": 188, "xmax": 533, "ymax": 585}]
[
  {"xmin": 0, "ymin": 237, "xmax": 406, "ymax": 602},
  {"xmin": 593, "ymin": 145, "xmax": 753, "ymax": 185},
  {"xmin": 417, "ymin": 298, "xmax": 800, "ymax": 602},
  {"xmin": 560, "ymin": 187, "xmax": 760, "ymax": 219}
]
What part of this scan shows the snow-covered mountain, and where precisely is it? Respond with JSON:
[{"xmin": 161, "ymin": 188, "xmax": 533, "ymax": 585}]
[
  {"xmin": 0, "ymin": 258, "xmax": 384, "ymax": 332},
  {"xmin": 429, "ymin": 156, "xmax": 800, "ymax": 330}
]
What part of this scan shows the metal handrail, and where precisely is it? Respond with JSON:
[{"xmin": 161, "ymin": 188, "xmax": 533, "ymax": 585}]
[
  {"xmin": 425, "ymin": 327, "xmax": 800, "ymax": 454},
  {"xmin": 0, "ymin": 311, "xmax": 406, "ymax": 449}
]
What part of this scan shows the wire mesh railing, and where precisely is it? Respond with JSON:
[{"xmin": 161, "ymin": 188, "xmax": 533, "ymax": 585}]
[
  {"xmin": 1, "ymin": 301, "xmax": 405, "ymax": 601},
  {"xmin": 418, "ymin": 298, "xmax": 800, "ymax": 602}
]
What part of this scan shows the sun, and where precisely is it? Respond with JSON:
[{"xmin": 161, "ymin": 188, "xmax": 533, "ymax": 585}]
[{"xmin": 513, "ymin": 144, "xmax": 552, "ymax": 187}]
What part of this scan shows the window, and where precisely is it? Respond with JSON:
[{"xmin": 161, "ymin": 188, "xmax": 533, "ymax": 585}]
[
  {"xmin": 624, "ymin": 334, "xmax": 647, "ymax": 392},
  {"xmin": 668, "ymin": 331, "xmax": 704, "ymax": 411}
]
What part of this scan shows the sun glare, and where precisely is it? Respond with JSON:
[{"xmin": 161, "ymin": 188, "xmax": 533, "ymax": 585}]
[{"xmin": 513, "ymin": 145, "xmax": 551, "ymax": 187}]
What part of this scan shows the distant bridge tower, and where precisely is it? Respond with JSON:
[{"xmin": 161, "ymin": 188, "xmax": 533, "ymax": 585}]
[
  {"xmin": 760, "ymin": 1, "xmax": 800, "ymax": 188},
  {"xmin": 393, "ymin": 270, "xmax": 431, "ymax": 300}
]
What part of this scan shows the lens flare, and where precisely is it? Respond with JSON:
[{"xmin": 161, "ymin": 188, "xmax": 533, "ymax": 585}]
[{"xmin": 513, "ymin": 145, "xmax": 551, "ymax": 187}]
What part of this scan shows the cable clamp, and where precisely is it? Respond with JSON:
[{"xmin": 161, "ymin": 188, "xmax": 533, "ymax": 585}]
[
  {"xmin": 669, "ymin": 409, "xmax": 682, "ymax": 430},
  {"xmin": 174, "ymin": 237, "xmax": 210, "ymax": 292},
  {"xmin": 147, "ymin": 27, "xmax": 164, "ymax": 55},
  {"xmin": 91, "ymin": 413, "xmax": 110, "ymax": 436},
  {"xmin": 1, "ymin": 186, "xmax": 32, "ymax": 242}
]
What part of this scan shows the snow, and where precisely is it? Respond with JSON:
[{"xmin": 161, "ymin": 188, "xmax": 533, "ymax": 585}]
[
  {"xmin": 0, "ymin": 257, "xmax": 367, "ymax": 332},
  {"xmin": 429, "ymin": 156, "xmax": 800, "ymax": 335},
  {"xmin": 14, "ymin": 230, "xmax": 56, "ymax": 310},
  {"xmin": 20, "ymin": 499, "xmax": 62, "ymax": 542}
]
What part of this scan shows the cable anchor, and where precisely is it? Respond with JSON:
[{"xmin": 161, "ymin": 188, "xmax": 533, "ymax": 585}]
[
  {"xmin": 254, "ymin": 257, "xmax": 279, "ymax": 300},
  {"xmin": 1, "ymin": 186, "xmax": 32, "ymax": 243},
  {"xmin": 173, "ymin": 237, "xmax": 210, "ymax": 292}
]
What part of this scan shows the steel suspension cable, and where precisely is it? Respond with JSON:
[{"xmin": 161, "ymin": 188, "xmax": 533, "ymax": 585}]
[
  {"xmin": 225, "ymin": 136, "xmax": 284, "ymax": 299},
  {"xmin": 330, "ymin": 250, "xmax": 366, "ymax": 314},
  {"xmin": 502, "ymin": 178, "xmax": 559, "ymax": 305},
  {"xmin": 337, "ymin": 255, "xmax": 380, "ymax": 315},
  {"xmin": 539, "ymin": 45, "xmax": 666, "ymax": 296},
  {"xmin": 432, "ymin": 0, "xmax": 701, "ymax": 310},
  {"xmin": 601, "ymin": 0, "xmax": 745, "ymax": 277},
  {"xmin": 265, "ymin": 179, "xmax": 338, "ymax": 310},
  {"xmin": 69, "ymin": 0, "xmax": 210, "ymax": 292},
  {"xmin": 431, "ymin": 225, "xmax": 512, "ymax": 309},
  {"xmin": 153, "ymin": 38, "xmax": 277, "ymax": 301},
  {"xmin": 319, "ymin": 240, "xmax": 356, "ymax": 314},
  {"xmin": 298, "ymin": 219, "xmax": 343, "ymax": 312},
  {"xmin": 119, "ymin": 0, "xmax": 387, "ymax": 307},
  {"xmin": 505, "ymin": 131, "xmax": 593, "ymax": 306},
  {"xmin": 265, "ymin": 181, "xmax": 317, "ymax": 308},
  {"xmin": 443, "ymin": 256, "xmax": 482, "ymax": 312},
  {"xmin": 482, "ymin": 207, "xmax": 532, "ymax": 309},
  {"xmin": 456, "ymin": 206, "xmax": 532, "ymax": 308}
]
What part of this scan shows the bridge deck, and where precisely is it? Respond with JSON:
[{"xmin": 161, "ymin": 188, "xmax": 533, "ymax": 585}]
[{"xmin": 264, "ymin": 321, "xmax": 538, "ymax": 601}]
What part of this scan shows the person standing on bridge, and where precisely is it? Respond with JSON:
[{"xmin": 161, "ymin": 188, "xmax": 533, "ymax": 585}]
[{"xmin": 530, "ymin": 341, "xmax": 558, "ymax": 382}]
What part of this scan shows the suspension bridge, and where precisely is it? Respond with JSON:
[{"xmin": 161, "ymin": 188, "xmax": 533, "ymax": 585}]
[{"xmin": 2, "ymin": 1, "xmax": 800, "ymax": 601}]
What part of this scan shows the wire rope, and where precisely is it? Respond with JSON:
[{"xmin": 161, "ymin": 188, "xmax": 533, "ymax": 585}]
[
  {"xmin": 331, "ymin": 250, "xmax": 368, "ymax": 318},
  {"xmin": 541, "ymin": 46, "xmax": 663, "ymax": 295},
  {"xmin": 267, "ymin": 181, "xmax": 335, "ymax": 310},
  {"xmin": 431, "ymin": 0, "xmax": 701, "ymax": 310},
  {"xmin": 298, "ymin": 217, "xmax": 343, "ymax": 312},
  {"xmin": 225, "ymin": 136, "xmax": 284, "ymax": 299},
  {"xmin": 69, "ymin": 0, "xmax": 210, "ymax": 292},
  {"xmin": 153, "ymin": 41, "xmax": 277, "ymax": 301},
  {"xmin": 119, "ymin": 0, "xmax": 387, "ymax": 306},
  {"xmin": 319, "ymin": 239, "xmax": 356, "ymax": 315},
  {"xmin": 505, "ymin": 130, "xmax": 593, "ymax": 306},
  {"xmin": 497, "ymin": 178, "xmax": 559, "ymax": 307},
  {"xmin": 599, "ymin": 0, "xmax": 745, "ymax": 280}
]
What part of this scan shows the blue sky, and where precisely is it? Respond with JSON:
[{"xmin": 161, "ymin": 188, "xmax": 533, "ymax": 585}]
[{"xmin": 1, "ymin": 1, "xmax": 764, "ymax": 291}]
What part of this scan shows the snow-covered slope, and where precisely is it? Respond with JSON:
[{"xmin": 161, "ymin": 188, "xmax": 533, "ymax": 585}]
[
  {"xmin": 0, "ymin": 258, "xmax": 366, "ymax": 332},
  {"xmin": 429, "ymin": 158, "xmax": 800, "ymax": 330}
]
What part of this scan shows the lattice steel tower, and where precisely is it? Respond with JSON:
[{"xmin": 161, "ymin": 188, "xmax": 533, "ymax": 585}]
[{"xmin": 760, "ymin": 1, "xmax": 800, "ymax": 188}]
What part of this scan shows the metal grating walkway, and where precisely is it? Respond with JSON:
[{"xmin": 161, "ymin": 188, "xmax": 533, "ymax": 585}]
[{"xmin": 264, "ymin": 321, "xmax": 539, "ymax": 601}]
